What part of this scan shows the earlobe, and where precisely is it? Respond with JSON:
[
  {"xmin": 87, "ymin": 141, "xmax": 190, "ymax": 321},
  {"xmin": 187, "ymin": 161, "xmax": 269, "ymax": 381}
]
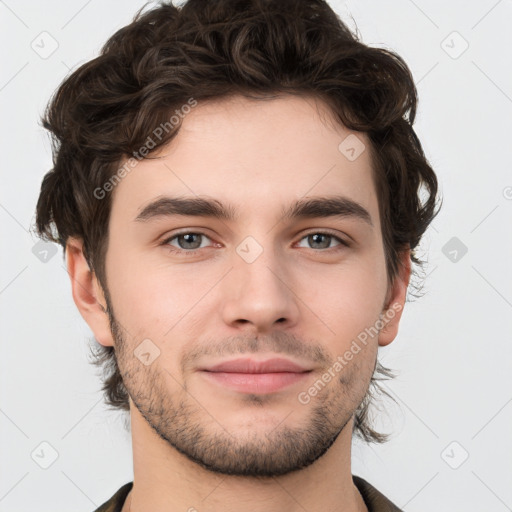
[
  {"xmin": 65, "ymin": 237, "xmax": 114, "ymax": 347},
  {"xmin": 378, "ymin": 249, "xmax": 411, "ymax": 347}
]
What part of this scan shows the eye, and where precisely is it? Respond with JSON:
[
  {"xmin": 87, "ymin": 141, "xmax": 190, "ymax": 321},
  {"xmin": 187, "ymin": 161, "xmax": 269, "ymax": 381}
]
[
  {"xmin": 296, "ymin": 232, "xmax": 349, "ymax": 251},
  {"xmin": 160, "ymin": 230, "xmax": 350, "ymax": 257},
  {"xmin": 162, "ymin": 232, "xmax": 214, "ymax": 255}
]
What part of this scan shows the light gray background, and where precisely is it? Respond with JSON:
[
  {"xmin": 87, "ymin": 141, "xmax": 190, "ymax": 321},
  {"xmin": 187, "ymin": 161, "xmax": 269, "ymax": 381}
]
[{"xmin": 1, "ymin": 1, "xmax": 511, "ymax": 511}]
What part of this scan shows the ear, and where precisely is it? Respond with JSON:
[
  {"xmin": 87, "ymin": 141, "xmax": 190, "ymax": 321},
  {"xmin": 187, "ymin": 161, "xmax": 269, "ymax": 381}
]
[
  {"xmin": 378, "ymin": 248, "xmax": 411, "ymax": 347},
  {"xmin": 65, "ymin": 237, "xmax": 114, "ymax": 347}
]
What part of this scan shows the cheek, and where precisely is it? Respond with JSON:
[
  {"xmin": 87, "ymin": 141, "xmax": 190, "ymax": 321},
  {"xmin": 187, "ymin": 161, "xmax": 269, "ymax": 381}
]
[
  {"xmin": 106, "ymin": 252, "xmax": 216, "ymax": 338},
  {"xmin": 293, "ymin": 264, "xmax": 386, "ymax": 378},
  {"xmin": 300, "ymin": 258, "xmax": 386, "ymax": 328}
]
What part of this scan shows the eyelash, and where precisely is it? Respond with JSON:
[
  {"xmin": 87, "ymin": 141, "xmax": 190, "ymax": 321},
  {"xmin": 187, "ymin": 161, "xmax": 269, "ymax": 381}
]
[{"xmin": 160, "ymin": 230, "xmax": 350, "ymax": 256}]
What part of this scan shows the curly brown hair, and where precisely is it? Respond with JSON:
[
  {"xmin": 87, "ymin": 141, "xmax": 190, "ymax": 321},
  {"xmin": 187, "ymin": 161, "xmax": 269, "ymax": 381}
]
[{"xmin": 34, "ymin": 0, "xmax": 441, "ymax": 443}]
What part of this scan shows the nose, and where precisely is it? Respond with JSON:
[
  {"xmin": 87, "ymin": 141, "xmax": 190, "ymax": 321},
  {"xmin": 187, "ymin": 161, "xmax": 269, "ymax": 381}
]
[{"xmin": 221, "ymin": 245, "xmax": 300, "ymax": 333}]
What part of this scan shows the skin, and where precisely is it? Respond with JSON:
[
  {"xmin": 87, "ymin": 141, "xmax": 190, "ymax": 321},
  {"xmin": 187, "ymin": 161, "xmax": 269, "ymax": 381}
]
[{"xmin": 67, "ymin": 94, "xmax": 410, "ymax": 512}]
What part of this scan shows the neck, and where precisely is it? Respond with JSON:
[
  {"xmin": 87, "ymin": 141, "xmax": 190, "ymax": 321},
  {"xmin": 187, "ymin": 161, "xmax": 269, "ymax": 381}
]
[{"xmin": 123, "ymin": 407, "xmax": 367, "ymax": 512}]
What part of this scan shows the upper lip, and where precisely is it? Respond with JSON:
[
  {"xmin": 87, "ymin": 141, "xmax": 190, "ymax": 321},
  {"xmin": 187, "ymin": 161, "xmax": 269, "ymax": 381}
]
[{"xmin": 200, "ymin": 357, "xmax": 312, "ymax": 374}]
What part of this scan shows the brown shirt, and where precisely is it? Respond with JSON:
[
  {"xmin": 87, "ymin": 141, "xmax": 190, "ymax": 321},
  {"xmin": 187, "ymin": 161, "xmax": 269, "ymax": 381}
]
[{"xmin": 93, "ymin": 475, "xmax": 403, "ymax": 511}]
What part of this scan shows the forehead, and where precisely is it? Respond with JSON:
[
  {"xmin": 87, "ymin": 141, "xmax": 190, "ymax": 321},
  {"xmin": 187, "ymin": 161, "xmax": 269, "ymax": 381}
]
[{"xmin": 110, "ymin": 94, "xmax": 379, "ymax": 227}]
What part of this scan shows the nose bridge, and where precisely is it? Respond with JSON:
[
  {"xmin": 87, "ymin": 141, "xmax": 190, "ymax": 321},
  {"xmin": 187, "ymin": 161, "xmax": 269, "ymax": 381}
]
[
  {"xmin": 237, "ymin": 237, "xmax": 283, "ymax": 294},
  {"xmin": 221, "ymin": 232, "xmax": 298, "ymax": 330}
]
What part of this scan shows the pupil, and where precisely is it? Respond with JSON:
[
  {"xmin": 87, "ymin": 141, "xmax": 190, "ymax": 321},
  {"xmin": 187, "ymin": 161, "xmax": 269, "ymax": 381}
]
[
  {"xmin": 310, "ymin": 234, "xmax": 329, "ymax": 249},
  {"xmin": 181, "ymin": 233, "xmax": 200, "ymax": 249}
]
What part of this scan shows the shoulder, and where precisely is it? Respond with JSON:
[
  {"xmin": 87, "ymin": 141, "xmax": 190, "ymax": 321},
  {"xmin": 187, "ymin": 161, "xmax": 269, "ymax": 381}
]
[
  {"xmin": 92, "ymin": 481, "xmax": 133, "ymax": 512},
  {"xmin": 92, "ymin": 478, "xmax": 401, "ymax": 512},
  {"xmin": 353, "ymin": 475, "xmax": 403, "ymax": 512}
]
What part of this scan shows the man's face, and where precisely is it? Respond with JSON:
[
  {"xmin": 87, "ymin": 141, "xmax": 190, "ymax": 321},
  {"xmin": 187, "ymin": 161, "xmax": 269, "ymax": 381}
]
[{"xmin": 102, "ymin": 94, "xmax": 394, "ymax": 477}]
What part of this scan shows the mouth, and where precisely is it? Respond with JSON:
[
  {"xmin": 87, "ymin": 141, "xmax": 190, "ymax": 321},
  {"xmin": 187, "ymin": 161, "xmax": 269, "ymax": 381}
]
[
  {"xmin": 199, "ymin": 357, "xmax": 312, "ymax": 374},
  {"xmin": 198, "ymin": 357, "xmax": 313, "ymax": 394},
  {"xmin": 199, "ymin": 370, "xmax": 312, "ymax": 394}
]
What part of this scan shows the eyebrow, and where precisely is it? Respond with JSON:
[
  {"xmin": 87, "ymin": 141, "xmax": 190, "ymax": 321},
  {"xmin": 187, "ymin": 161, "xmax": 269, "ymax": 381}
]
[{"xmin": 134, "ymin": 195, "xmax": 373, "ymax": 227}]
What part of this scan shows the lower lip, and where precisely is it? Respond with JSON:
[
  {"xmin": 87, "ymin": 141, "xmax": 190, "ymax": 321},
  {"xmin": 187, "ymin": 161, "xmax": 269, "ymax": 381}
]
[{"xmin": 200, "ymin": 371, "xmax": 311, "ymax": 394}]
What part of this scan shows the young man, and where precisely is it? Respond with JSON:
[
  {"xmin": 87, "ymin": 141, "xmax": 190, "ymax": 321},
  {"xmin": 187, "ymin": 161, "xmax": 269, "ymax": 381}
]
[{"xmin": 35, "ymin": 0, "xmax": 440, "ymax": 510}]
